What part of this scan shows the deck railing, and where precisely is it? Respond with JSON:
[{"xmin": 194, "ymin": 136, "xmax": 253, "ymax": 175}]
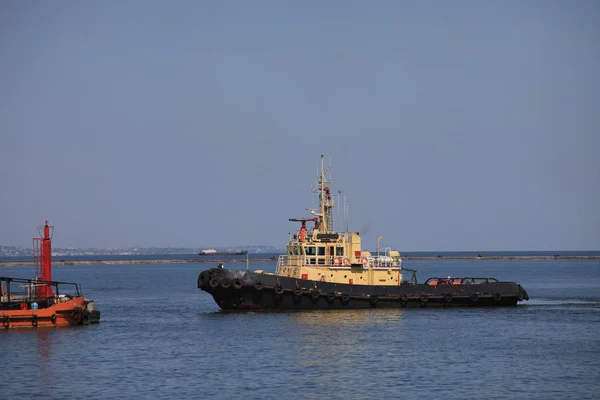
[{"xmin": 277, "ymin": 254, "xmax": 402, "ymax": 270}]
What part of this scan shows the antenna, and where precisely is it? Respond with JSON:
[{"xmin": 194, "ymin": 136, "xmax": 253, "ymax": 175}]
[
  {"xmin": 344, "ymin": 195, "xmax": 349, "ymax": 233},
  {"xmin": 337, "ymin": 190, "xmax": 343, "ymax": 232}
]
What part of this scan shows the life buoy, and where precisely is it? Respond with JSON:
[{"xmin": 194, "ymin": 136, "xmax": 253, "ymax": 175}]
[
  {"xmin": 20, "ymin": 302, "xmax": 28, "ymax": 310},
  {"xmin": 334, "ymin": 257, "xmax": 341, "ymax": 266},
  {"xmin": 343, "ymin": 258, "xmax": 350, "ymax": 267},
  {"xmin": 361, "ymin": 257, "xmax": 369, "ymax": 265}
]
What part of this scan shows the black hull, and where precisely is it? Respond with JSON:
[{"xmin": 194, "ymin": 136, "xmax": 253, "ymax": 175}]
[{"xmin": 198, "ymin": 268, "xmax": 529, "ymax": 311}]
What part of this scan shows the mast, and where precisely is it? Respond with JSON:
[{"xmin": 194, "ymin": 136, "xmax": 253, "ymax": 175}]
[
  {"xmin": 313, "ymin": 155, "xmax": 334, "ymax": 233},
  {"xmin": 33, "ymin": 220, "xmax": 54, "ymax": 297}
]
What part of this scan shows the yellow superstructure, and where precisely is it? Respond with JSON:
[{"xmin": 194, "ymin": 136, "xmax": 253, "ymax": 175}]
[{"xmin": 275, "ymin": 156, "xmax": 403, "ymax": 286}]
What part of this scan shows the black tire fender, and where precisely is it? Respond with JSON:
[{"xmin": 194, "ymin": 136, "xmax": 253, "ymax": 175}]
[
  {"xmin": 209, "ymin": 277, "xmax": 220, "ymax": 289},
  {"xmin": 369, "ymin": 295, "xmax": 378, "ymax": 306},
  {"xmin": 220, "ymin": 278, "xmax": 232, "ymax": 289},
  {"xmin": 198, "ymin": 272, "xmax": 208, "ymax": 287},
  {"xmin": 231, "ymin": 298, "xmax": 240, "ymax": 308}
]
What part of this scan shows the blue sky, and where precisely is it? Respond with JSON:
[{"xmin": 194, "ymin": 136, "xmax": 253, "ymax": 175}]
[{"xmin": 1, "ymin": 1, "xmax": 599, "ymax": 250}]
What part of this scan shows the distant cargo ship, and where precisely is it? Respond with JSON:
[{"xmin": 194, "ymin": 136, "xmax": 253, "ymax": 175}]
[{"xmin": 199, "ymin": 248, "xmax": 248, "ymax": 256}]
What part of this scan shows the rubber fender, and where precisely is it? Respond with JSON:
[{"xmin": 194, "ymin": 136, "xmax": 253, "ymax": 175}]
[
  {"xmin": 197, "ymin": 272, "xmax": 206, "ymax": 288},
  {"xmin": 369, "ymin": 295, "xmax": 378, "ymax": 305},
  {"xmin": 220, "ymin": 278, "xmax": 232, "ymax": 289}
]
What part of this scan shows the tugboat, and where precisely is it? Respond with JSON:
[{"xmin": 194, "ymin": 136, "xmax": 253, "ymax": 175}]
[
  {"xmin": 198, "ymin": 156, "xmax": 529, "ymax": 310},
  {"xmin": 1, "ymin": 221, "xmax": 101, "ymax": 328}
]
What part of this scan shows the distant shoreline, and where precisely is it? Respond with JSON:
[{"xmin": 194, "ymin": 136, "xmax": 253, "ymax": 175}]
[{"xmin": 0, "ymin": 255, "xmax": 598, "ymax": 267}]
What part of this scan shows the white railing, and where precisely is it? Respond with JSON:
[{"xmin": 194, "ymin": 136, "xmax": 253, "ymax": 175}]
[{"xmin": 278, "ymin": 254, "xmax": 401, "ymax": 270}]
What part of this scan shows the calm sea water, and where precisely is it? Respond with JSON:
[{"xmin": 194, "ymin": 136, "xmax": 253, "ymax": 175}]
[{"xmin": 1, "ymin": 259, "xmax": 599, "ymax": 400}]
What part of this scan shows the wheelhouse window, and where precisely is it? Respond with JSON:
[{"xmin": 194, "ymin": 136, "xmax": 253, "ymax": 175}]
[
  {"xmin": 336, "ymin": 247, "xmax": 344, "ymax": 256},
  {"xmin": 306, "ymin": 246, "xmax": 316, "ymax": 256},
  {"xmin": 318, "ymin": 247, "xmax": 325, "ymax": 256}
]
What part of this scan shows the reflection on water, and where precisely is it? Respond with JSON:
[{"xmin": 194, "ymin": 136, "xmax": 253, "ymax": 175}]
[
  {"xmin": 34, "ymin": 330, "xmax": 55, "ymax": 390},
  {"xmin": 0, "ymin": 329, "xmax": 56, "ymax": 398},
  {"xmin": 290, "ymin": 308, "xmax": 405, "ymax": 327},
  {"xmin": 288, "ymin": 309, "xmax": 406, "ymax": 389}
]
